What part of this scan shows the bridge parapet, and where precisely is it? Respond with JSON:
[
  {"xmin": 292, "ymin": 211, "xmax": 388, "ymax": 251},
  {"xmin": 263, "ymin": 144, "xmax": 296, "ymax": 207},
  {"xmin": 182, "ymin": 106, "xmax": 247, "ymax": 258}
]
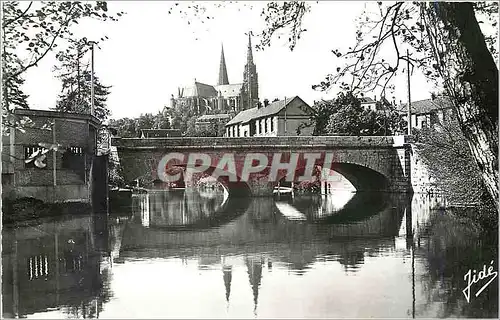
[
  {"xmin": 113, "ymin": 135, "xmax": 414, "ymax": 195},
  {"xmin": 111, "ymin": 136, "xmax": 406, "ymax": 150}
]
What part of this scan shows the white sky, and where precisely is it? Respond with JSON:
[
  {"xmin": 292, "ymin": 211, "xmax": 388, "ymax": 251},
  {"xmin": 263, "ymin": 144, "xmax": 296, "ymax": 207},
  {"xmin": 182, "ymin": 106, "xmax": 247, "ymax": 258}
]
[{"xmin": 21, "ymin": 1, "xmax": 437, "ymax": 120}]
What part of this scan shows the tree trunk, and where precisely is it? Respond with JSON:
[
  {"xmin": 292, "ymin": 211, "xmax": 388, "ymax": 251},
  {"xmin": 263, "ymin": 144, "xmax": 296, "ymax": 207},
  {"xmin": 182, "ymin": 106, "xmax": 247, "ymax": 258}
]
[{"xmin": 428, "ymin": 2, "xmax": 498, "ymax": 211}]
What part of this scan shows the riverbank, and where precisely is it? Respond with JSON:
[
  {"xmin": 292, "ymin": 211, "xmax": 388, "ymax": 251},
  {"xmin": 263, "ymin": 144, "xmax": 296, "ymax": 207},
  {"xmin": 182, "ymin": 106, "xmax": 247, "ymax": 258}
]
[
  {"xmin": 413, "ymin": 123, "xmax": 498, "ymax": 235},
  {"xmin": 2, "ymin": 197, "xmax": 92, "ymax": 227}
]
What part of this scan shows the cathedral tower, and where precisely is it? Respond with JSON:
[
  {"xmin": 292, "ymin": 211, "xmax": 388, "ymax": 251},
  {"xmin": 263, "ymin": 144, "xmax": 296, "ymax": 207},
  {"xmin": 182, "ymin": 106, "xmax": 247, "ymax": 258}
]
[
  {"xmin": 242, "ymin": 33, "xmax": 259, "ymax": 109},
  {"xmin": 218, "ymin": 44, "xmax": 229, "ymax": 85}
]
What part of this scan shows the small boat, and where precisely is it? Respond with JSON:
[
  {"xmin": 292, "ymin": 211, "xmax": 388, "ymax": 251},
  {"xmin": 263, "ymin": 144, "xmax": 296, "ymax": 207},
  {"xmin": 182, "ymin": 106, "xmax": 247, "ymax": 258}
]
[{"xmin": 273, "ymin": 186, "xmax": 294, "ymax": 194}]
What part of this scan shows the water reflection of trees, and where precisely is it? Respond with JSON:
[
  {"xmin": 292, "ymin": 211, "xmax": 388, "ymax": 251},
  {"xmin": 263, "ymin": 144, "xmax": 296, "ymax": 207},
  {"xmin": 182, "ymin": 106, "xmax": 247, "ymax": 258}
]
[
  {"xmin": 415, "ymin": 210, "xmax": 498, "ymax": 318},
  {"xmin": 1, "ymin": 215, "xmax": 112, "ymax": 319}
]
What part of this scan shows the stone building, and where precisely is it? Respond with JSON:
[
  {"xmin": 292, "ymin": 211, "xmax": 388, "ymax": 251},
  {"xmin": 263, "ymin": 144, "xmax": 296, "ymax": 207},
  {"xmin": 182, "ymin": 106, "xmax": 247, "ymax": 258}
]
[
  {"xmin": 2, "ymin": 109, "xmax": 100, "ymax": 203},
  {"xmin": 224, "ymin": 96, "xmax": 314, "ymax": 137},
  {"xmin": 399, "ymin": 96, "xmax": 454, "ymax": 130},
  {"xmin": 194, "ymin": 114, "xmax": 232, "ymax": 135},
  {"xmin": 172, "ymin": 35, "xmax": 259, "ymax": 115}
]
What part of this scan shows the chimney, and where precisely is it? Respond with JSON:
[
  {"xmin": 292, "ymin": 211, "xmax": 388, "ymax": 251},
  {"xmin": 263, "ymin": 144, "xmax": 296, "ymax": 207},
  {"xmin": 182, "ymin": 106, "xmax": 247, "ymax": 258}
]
[{"xmin": 263, "ymin": 99, "xmax": 269, "ymax": 107}]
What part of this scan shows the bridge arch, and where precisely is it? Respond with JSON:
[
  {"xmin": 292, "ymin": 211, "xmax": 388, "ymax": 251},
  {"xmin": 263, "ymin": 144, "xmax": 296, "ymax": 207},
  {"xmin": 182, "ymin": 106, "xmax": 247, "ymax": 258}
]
[
  {"xmin": 273, "ymin": 162, "xmax": 390, "ymax": 193},
  {"xmin": 160, "ymin": 163, "xmax": 252, "ymax": 197},
  {"xmin": 329, "ymin": 162, "xmax": 390, "ymax": 192}
]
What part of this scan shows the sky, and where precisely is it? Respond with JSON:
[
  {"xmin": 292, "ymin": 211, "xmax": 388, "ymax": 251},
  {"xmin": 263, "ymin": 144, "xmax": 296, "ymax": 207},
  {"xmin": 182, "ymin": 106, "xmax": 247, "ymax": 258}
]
[{"xmin": 21, "ymin": 1, "xmax": 438, "ymax": 120}]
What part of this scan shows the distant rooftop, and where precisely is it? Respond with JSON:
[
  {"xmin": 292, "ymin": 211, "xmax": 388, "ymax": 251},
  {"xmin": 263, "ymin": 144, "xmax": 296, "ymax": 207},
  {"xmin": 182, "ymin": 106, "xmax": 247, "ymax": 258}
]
[
  {"xmin": 13, "ymin": 108, "xmax": 101, "ymax": 126},
  {"xmin": 398, "ymin": 96, "xmax": 453, "ymax": 115},
  {"xmin": 196, "ymin": 114, "xmax": 232, "ymax": 122},
  {"xmin": 215, "ymin": 84, "xmax": 243, "ymax": 98},
  {"xmin": 226, "ymin": 96, "xmax": 310, "ymax": 126},
  {"xmin": 178, "ymin": 81, "xmax": 218, "ymax": 98}
]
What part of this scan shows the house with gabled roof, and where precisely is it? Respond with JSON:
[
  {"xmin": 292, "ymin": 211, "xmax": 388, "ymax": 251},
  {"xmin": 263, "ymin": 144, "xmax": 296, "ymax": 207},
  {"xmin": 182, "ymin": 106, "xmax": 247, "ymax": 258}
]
[
  {"xmin": 225, "ymin": 96, "xmax": 314, "ymax": 137},
  {"xmin": 398, "ymin": 96, "xmax": 454, "ymax": 129}
]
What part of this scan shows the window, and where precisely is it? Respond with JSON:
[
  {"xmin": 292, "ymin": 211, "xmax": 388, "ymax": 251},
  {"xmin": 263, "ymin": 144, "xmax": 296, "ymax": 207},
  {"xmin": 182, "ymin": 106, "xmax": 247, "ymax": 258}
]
[
  {"xmin": 62, "ymin": 146, "xmax": 85, "ymax": 171},
  {"xmin": 270, "ymin": 117, "xmax": 274, "ymax": 132},
  {"xmin": 28, "ymin": 255, "xmax": 49, "ymax": 280},
  {"xmin": 259, "ymin": 119, "xmax": 263, "ymax": 134},
  {"xmin": 265, "ymin": 118, "xmax": 268, "ymax": 133},
  {"xmin": 24, "ymin": 146, "xmax": 48, "ymax": 169}
]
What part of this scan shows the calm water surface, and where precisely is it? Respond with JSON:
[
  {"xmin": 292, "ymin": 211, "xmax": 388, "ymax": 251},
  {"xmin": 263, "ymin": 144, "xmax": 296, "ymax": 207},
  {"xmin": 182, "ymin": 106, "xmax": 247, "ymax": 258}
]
[{"xmin": 2, "ymin": 189, "xmax": 497, "ymax": 318}]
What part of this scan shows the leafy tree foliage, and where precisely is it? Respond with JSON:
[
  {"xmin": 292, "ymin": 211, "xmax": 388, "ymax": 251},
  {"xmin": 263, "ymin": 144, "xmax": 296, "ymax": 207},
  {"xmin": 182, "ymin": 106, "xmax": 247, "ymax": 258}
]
[
  {"xmin": 254, "ymin": 1, "xmax": 499, "ymax": 210},
  {"xmin": 302, "ymin": 92, "xmax": 406, "ymax": 136},
  {"xmin": 108, "ymin": 111, "xmax": 171, "ymax": 138},
  {"xmin": 109, "ymin": 106, "xmax": 228, "ymax": 138},
  {"xmin": 51, "ymin": 37, "xmax": 111, "ymax": 121},
  {"xmin": 2, "ymin": 1, "xmax": 124, "ymax": 131},
  {"xmin": 54, "ymin": 69, "xmax": 111, "ymax": 122},
  {"xmin": 414, "ymin": 116, "xmax": 496, "ymax": 215}
]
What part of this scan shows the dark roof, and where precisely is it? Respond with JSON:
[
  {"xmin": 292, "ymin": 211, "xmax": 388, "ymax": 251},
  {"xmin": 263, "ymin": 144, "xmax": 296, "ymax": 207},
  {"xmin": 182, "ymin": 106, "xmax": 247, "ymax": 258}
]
[
  {"xmin": 13, "ymin": 108, "xmax": 101, "ymax": 127},
  {"xmin": 226, "ymin": 96, "xmax": 310, "ymax": 126},
  {"xmin": 178, "ymin": 82, "xmax": 217, "ymax": 98},
  {"xmin": 196, "ymin": 114, "xmax": 232, "ymax": 121},
  {"xmin": 141, "ymin": 129, "xmax": 181, "ymax": 132},
  {"xmin": 398, "ymin": 96, "xmax": 453, "ymax": 115}
]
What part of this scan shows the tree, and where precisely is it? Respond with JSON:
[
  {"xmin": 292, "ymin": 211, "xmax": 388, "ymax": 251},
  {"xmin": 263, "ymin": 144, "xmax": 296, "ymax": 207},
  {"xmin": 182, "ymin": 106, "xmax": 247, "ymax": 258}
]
[
  {"xmin": 254, "ymin": 1, "xmax": 499, "ymax": 210},
  {"xmin": 2, "ymin": 1, "xmax": 124, "ymax": 131},
  {"xmin": 166, "ymin": 106, "xmax": 195, "ymax": 135},
  {"xmin": 55, "ymin": 70, "xmax": 111, "ymax": 121},
  {"xmin": 51, "ymin": 37, "xmax": 111, "ymax": 121},
  {"xmin": 108, "ymin": 111, "xmax": 173, "ymax": 138},
  {"xmin": 300, "ymin": 91, "xmax": 405, "ymax": 136},
  {"xmin": 108, "ymin": 117, "xmax": 138, "ymax": 137},
  {"xmin": 414, "ymin": 115, "xmax": 496, "ymax": 215},
  {"xmin": 154, "ymin": 111, "xmax": 171, "ymax": 129}
]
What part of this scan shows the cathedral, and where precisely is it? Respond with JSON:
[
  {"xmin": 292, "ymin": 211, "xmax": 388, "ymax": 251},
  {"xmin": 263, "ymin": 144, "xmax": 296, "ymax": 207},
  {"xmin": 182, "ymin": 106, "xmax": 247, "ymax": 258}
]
[{"xmin": 170, "ymin": 34, "xmax": 259, "ymax": 114}]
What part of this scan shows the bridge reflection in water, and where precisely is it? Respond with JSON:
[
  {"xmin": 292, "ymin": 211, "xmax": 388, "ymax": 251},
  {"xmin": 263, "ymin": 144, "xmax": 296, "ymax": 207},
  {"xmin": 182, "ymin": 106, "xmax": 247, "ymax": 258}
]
[{"xmin": 3, "ymin": 189, "xmax": 495, "ymax": 318}]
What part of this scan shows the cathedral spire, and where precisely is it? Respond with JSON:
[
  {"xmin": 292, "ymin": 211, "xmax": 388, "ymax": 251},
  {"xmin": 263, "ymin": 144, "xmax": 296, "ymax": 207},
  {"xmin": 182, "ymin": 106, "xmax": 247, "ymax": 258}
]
[
  {"xmin": 247, "ymin": 33, "xmax": 253, "ymax": 63},
  {"xmin": 243, "ymin": 33, "xmax": 259, "ymax": 110},
  {"xmin": 218, "ymin": 43, "xmax": 229, "ymax": 85}
]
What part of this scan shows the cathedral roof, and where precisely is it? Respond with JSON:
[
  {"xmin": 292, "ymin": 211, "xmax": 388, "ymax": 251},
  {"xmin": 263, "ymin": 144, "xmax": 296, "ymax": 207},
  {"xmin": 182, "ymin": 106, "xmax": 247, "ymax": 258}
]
[
  {"xmin": 226, "ymin": 96, "xmax": 310, "ymax": 126},
  {"xmin": 215, "ymin": 84, "xmax": 243, "ymax": 98},
  {"xmin": 196, "ymin": 114, "xmax": 232, "ymax": 122},
  {"xmin": 178, "ymin": 82, "xmax": 217, "ymax": 98}
]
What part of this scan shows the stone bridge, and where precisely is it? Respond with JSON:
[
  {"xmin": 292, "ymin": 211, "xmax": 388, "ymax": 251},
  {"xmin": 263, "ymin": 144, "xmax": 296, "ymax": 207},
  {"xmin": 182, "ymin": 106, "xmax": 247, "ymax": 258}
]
[{"xmin": 111, "ymin": 136, "xmax": 413, "ymax": 196}]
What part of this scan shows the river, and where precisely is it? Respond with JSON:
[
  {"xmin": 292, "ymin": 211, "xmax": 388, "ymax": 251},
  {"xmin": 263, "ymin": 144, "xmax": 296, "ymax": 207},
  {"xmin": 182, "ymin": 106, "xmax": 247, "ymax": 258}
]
[{"xmin": 2, "ymin": 189, "xmax": 497, "ymax": 318}]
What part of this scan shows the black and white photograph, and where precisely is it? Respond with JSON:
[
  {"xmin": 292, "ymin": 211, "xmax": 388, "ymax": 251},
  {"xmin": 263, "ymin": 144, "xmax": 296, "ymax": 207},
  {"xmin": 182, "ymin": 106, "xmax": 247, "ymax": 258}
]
[{"xmin": 1, "ymin": 1, "xmax": 498, "ymax": 318}]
